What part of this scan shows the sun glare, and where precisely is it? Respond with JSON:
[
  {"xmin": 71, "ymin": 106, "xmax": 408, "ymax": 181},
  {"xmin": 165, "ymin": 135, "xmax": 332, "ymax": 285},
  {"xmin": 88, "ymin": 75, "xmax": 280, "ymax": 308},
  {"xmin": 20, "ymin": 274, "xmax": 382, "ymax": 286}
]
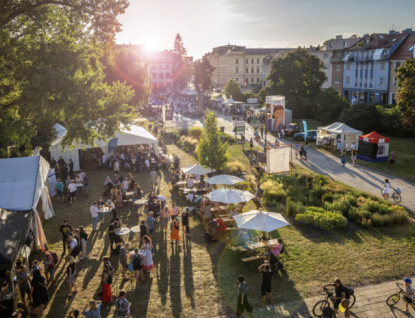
[{"xmin": 143, "ymin": 36, "xmax": 162, "ymax": 52}]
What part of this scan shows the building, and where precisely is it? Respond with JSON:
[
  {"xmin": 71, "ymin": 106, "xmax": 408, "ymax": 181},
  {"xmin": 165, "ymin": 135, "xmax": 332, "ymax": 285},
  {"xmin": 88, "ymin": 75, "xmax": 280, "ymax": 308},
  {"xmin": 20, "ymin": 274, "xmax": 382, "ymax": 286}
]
[
  {"xmin": 261, "ymin": 50, "xmax": 293, "ymax": 87},
  {"xmin": 310, "ymin": 35, "xmax": 359, "ymax": 90},
  {"xmin": 388, "ymin": 33, "xmax": 415, "ymax": 104},
  {"xmin": 207, "ymin": 45, "xmax": 292, "ymax": 87},
  {"xmin": 342, "ymin": 32, "xmax": 408, "ymax": 105},
  {"xmin": 148, "ymin": 50, "xmax": 175, "ymax": 89}
]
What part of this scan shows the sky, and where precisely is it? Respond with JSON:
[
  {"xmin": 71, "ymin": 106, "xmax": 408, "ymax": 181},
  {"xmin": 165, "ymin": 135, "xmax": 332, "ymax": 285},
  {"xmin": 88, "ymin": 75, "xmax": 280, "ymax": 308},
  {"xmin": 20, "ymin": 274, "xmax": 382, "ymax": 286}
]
[{"xmin": 116, "ymin": 0, "xmax": 415, "ymax": 59}]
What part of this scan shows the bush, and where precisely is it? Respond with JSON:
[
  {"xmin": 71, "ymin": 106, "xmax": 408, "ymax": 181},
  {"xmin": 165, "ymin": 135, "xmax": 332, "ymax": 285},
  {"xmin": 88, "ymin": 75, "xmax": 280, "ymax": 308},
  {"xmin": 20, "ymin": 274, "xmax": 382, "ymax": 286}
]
[
  {"xmin": 361, "ymin": 218, "xmax": 372, "ymax": 228},
  {"xmin": 322, "ymin": 193, "xmax": 334, "ymax": 202},
  {"xmin": 390, "ymin": 210, "xmax": 408, "ymax": 225},
  {"xmin": 363, "ymin": 200, "xmax": 380, "ymax": 213},
  {"xmin": 188, "ymin": 127, "xmax": 204, "ymax": 140},
  {"xmin": 286, "ymin": 199, "xmax": 305, "ymax": 217},
  {"xmin": 295, "ymin": 213, "xmax": 315, "ymax": 224},
  {"xmin": 371, "ymin": 213, "xmax": 386, "ymax": 227},
  {"xmin": 357, "ymin": 208, "xmax": 372, "ymax": 220},
  {"xmin": 306, "ymin": 206, "xmax": 325, "ymax": 213},
  {"xmin": 378, "ymin": 204, "xmax": 394, "ymax": 215},
  {"xmin": 310, "ymin": 183, "xmax": 324, "ymax": 198},
  {"xmin": 264, "ymin": 189, "xmax": 287, "ymax": 203},
  {"xmin": 295, "ymin": 211, "xmax": 348, "ymax": 229},
  {"xmin": 226, "ymin": 161, "xmax": 246, "ymax": 175},
  {"xmin": 297, "ymin": 172, "xmax": 313, "ymax": 184},
  {"xmin": 331, "ymin": 199, "xmax": 351, "ymax": 215},
  {"xmin": 307, "ymin": 194, "xmax": 321, "ymax": 206}
]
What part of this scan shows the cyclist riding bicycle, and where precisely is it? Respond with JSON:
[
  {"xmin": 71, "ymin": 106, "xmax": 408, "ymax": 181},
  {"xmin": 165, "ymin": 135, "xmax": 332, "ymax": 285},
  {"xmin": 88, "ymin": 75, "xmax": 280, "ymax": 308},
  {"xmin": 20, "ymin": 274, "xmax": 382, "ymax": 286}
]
[{"xmin": 322, "ymin": 278, "xmax": 351, "ymax": 318}]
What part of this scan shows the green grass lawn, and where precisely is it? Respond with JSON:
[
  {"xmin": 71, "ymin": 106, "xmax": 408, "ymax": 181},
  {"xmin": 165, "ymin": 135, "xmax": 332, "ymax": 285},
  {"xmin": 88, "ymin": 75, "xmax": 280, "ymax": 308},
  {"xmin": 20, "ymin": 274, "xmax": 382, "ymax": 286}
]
[{"xmin": 36, "ymin": 125, "xmax": 415, "ymax": 318}]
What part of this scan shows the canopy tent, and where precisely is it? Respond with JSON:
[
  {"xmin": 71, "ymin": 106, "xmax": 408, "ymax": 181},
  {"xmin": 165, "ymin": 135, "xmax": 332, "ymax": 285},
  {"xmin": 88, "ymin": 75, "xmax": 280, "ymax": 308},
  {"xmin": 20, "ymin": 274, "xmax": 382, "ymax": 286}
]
[
  {"xmin": 181, "ymin": 164, "xmax": 214, "ymax": 175},
  {"xmin": 181, "ymin": 89, "xmax": 198, "ymax": 96},
  {"xmin": 0, "ymin": 156, "xmax": 52, "ymax": 270},
  {"xmin": 49, "ymin": 125, "xmax": 158, "ymax": 171},
  {"xmin": 149, "ymin": 98, "xmax": 163, "ymax": 106},
  {"xmin": 53, "ymin": 123, "xmax": 67, "ymax": 139},
  {"xmin": 317, "ymin": 122, "xmax": 363, "ymax": 151},
  {"xmin": 358, "ymin": 131, "xmax": 390, "ymax": 162}
]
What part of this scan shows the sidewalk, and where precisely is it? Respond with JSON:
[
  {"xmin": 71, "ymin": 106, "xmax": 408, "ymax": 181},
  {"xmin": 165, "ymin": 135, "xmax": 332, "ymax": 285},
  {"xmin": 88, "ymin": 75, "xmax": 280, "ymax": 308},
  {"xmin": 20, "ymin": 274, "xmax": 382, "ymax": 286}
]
[{"xmin": 246, "ymin": 279, "xmax": 415, "ymax": 317}]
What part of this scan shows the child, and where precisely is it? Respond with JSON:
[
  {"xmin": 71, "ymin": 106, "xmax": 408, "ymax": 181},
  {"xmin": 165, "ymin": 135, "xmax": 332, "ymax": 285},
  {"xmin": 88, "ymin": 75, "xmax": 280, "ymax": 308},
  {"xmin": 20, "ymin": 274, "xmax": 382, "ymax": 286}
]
[
  {"xmin": 398, "ymin": 278, "xmax": 415, "ymax": 312},
  {"xmin": 182, "ymin": 208, "xmax": 190, "ymax": 237},
  {"xmin": 170, "ymin": 217, "xmax": 180, "ymax": 244}
]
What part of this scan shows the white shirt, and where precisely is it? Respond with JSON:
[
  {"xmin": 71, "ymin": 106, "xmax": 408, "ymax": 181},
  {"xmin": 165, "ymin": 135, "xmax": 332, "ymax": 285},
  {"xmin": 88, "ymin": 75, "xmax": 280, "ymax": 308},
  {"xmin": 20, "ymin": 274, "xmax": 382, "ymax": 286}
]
[
  {"xmin": 350, "ymin": 143, "xmax": 356, "ymax": 150},
  {"xmin": 68, "ymin": 183, "xmax": 77, "ymax": 192},
  {"xmin": 187, "ymin": 192, "xmax": 194, "ymax": 202},
  {"xmin": 187, "ymin": 178, "xmax": 193, "ymax": 188},
  {"xmin": 114, "ymin": 161, "xmax": 120, "ymax": 171},
  {"xmin": 120, "ymin": 153, "xmax": 125, "ymax": 160},
  {"xmin": 108, "ymin": 202, "xmax": 116, "ymax": 210},
  {"xmin": 69, "ymin": 239, "xmax": 77, "ymax": 249},
  {"xmin": 123, "ymin": 180, "xmax": 128, "ymax": 189},
  {"xmin": 229, "ymin": 210, "xmax": 239, "ymax": 218},
  {"xmin": 102, "ymin": 154, "xmax": 107, "ymax": 164},
  {"xmin": 90, "ymin": 205, "xmax": 99, "ymax": 217},
  {"xmin": 157, "ymin": 195, "xmax": 166, "ymax": 202},
  {"xmin": 145, "ymin": 159, "xmax": 150, "ymax": 167}
]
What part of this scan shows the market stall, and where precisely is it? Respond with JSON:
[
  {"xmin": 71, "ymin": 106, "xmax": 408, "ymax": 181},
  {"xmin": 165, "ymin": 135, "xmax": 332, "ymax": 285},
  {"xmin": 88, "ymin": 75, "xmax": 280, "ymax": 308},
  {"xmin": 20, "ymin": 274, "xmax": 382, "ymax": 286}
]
[
  {"xmin": 317, "ymin": 122, "xmax": 362, "ymax": 151},
  {"xmin": 357, "ymin": 131, "xmax": 390, "ymax": 162}
]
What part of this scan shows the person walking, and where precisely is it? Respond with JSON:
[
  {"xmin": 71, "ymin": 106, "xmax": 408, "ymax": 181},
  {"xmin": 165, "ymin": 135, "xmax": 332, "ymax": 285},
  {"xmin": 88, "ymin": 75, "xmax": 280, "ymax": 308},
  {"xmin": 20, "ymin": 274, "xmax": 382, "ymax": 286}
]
[
  {"xmin": 55, "ymin": 178, "xmax": 65, "ymax": 203},
  {"xmin": 130, "ymin": 248, "xmax": 144, "ymax": 284},
  {"xmin": 250, "ymin": 138, "xmax": 254, "ymax": 152},
  {"xmin": 66, "ymin": 256, "xmax": 77, "ymax": 298},
  {"xmin": 79, "ymin": 226, "xmax": 88, "ymax": 259},
  {"xmin": 182, "ymin": 208, "xmax": 190, "ymax": 237},
  {"xmin": 236, "ymin": 275, "xmax": 253, "ymax": 317},
  {"xmin": 171, "ymin": 202, "xmax": 179, "ymax": 221},
  {"xmin": 115, "ymin": 290, "xmax": 131, "ymax": 318},
  {"xmin": 142, "ymin": 236, "xmax": 154, "ymax": 275},
  {"xmin": 16, "ymin": 261, "xmax": 32, "ymax": 305},
  {"xmin": 303, "ymin": 141, "xmax": 308, "ymax": 161},
  {"xmin": 397, "ymin": 278, "xmax": 415, "ymax": 312},
  {"xmin": 341, "ymin": 149, "xmax": 347, "ymax": 167},
  {"xmin": 171, "ymin": 217, "xmax": 180, "ymax": 245},
  {"xmin": 100, "ymin": 264, "xmax": 112, "ymax": 304},
  {"xmin": 90, "ymin": 202, "xmax": 99, "ymax": 231},
  {"xmin": 241, "ymin": 135, "xmax": 245, "ymax": 150},
  {"xmin": 42, "ymin": 251, "xmax": 55, "ymax": 285},
  {"xmin": 83, "ymin": 172, "xmax": 90, "ymax": 197},
  {"xmin": 82, "ymin": 300, "xmax": 102, "ymax": 318},
  {"xmin": 146, "ymin": 212, "xmax": 155, "ymax": 237},
  {"xmin": 322, "ymin": 278, "xmax": 351, "ymax": 318},
  {"xmin": 68, "ymin": 179, "xmax": 77, "ymax": 203},
  {"xmin": 59, "ymin": 220, "xmax": 71, "ymax": 255},
  {"xmin": 119, "ymin": 243, "xmax": 130, "ymax": 281},
  {"xmin": 258, "ymin": 263, "xmax": 273, "ymax": 307},
  {"xmin": 260, "ymin": 126, "xmax": 264, "ymax": 139},
  {"xmin": 30, "ymin": 270, "xmax": 49, "ymax": 316},
  {"xmin": 389, "ymin": 150, "xmax": 396, "ymax": 169},
  {"xmin": 150, "ymin": 168, "xmax": 157, "ymax": 191},
  {"xmin": 161, "ymin": 207, "xmax": 170, "ymax": 233},
  {"xmin": 350, "ymin": 149, "xmax": 357, "ymax": 166},
  {"xmin": 69, "ymin": 159, "xmax": 74, "ymax": 179},
  {"xmin": 382, "ymin": 179, "xmax": 391, "ymax": 199}
]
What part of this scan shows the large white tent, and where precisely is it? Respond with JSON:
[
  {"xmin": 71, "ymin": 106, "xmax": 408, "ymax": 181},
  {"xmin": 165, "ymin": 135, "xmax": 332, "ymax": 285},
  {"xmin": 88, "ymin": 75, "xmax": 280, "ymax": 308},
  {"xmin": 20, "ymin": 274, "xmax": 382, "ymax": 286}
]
[
  {"xmin": 49, "ymin": 124, "xmax": 158, "ymax": 171},
  {"xmin": 317, "ymin": 122, "xmax": 363, "ymax": 151}
]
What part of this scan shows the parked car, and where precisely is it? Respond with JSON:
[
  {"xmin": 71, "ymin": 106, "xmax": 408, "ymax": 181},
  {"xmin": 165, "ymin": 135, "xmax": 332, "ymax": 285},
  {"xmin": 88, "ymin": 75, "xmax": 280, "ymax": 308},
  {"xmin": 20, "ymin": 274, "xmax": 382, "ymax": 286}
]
[
  {"xmin": 284, "ymin": 123, "xmax": 301, "ymax": 136},
  {"xmin": 293, "ymin": 130, "xmax": 317, "ymax": 141}
]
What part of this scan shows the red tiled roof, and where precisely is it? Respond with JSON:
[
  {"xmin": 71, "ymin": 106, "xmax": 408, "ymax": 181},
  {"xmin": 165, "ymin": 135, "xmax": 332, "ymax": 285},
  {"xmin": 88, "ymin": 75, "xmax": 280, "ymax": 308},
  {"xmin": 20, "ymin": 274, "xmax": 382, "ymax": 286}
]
[{"xmin": 347, "ymin": 33, "xmax": 407, "ymax": 50}]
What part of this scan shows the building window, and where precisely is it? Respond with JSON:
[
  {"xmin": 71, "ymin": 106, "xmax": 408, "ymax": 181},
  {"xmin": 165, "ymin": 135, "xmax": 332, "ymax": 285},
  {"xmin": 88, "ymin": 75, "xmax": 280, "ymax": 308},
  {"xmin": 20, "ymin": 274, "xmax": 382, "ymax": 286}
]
[
  {"xmin": 236, "ymin": 59, "xmax": 239, "ymax": 64},
  {"xmin": 166, "ymin": 73, "xmax": 171, "ymax": 78},
  {"xmin": 246, "ymin": 68, "xmax": 248, "ymax": 73},
  {"xmin": 257, "ymin": 58, "xmax": 259, "ymax": 64},
  {"xmin": 343, "ymin": 41, "xmax": 346, "ymax": 48},
  {"xmin": 152, "ymin": 73, "xmax": 156, "ymax": 79},
  {"xmin": 380, "ymin": 62, "xmax": 386, "ymax": 70},
  {"xmin": 256, "ymin": 78, "xmax": 259, "ymax": 83},
  {"xmin": 346, "ymin": 76, "xmax": 350, "ymax": 84},
  {"xmin": 251, "ymin": 59, "xmax": 254, "ymax": 64},
  {"xmin": 246, "ymin": 59, "xmax": 248, "ymax": 64},
  {"xmin": 324, "ymin": 53, "xmax": 329, "ymax": 59},
  {"xmin": 236, "ymin": 67, "xmax": 239, "ymax": 73},
  {"xmin": 251, "ymin": 78, "xmax": 254, "ymax": 83},
  {"xmin": 379, "ymin": 77, "xmax": 385, "ymax": 85},
  {"xmin": 159, "ymin": 73, "xmax": 164, "ymax": 79},
  {"xmin": 236, "ymin": 78, "xmax": 239, "ymax": 82},
  {"xmin": 251, "ymin": 67, "xmax": 254, "ymax": 73},
  {"xmin": 335, "ymin": 65, "xmax": 341, "ymax": 71},
  {"xmin": 334, "ymin": 77, "xmax": 340, "ymax": 83},
  {"xmin": 166, "ymin": 64, "xmax": 170, "ymax": 69},
  {"xmin": 346, "ymin": 64, "xmax": 350, "ymax": 70},
  {"xmin": 257, "ymin": 67, "xmax": 259, "ymax": 73},
  {"xmin": 246, "ymin": 78, "xmax": 248, "ymax": 83}
]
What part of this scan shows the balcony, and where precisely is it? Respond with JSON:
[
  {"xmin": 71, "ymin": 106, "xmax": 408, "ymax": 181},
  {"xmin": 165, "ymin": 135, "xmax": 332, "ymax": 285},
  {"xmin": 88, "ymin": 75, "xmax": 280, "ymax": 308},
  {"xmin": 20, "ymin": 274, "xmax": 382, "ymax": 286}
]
[{"xmin": 330, "ymin": 56, "xmax": 343, "ymax": 63}]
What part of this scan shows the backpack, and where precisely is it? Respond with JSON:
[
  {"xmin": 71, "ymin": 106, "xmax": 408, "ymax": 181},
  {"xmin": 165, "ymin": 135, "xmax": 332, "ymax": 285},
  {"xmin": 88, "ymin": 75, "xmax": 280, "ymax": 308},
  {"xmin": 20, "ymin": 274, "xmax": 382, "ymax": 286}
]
[
  {"xmin": 133, "ymin": 254, "xmax": 142, "ymax": 268},
  {"xmin": 322, "ymin": 307, "xmax": 335, "ymax": 318},
  {"xmin": 51, "ymin": 252, "xmax": 59, "ymax": 265}
]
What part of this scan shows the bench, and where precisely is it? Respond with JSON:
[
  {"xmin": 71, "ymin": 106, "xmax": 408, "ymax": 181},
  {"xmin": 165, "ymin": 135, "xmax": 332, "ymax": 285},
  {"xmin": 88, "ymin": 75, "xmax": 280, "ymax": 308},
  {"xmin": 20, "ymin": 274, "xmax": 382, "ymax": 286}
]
[{"xmin": 241, "ymin": 255, "xmax": 265, "ymax": 266}]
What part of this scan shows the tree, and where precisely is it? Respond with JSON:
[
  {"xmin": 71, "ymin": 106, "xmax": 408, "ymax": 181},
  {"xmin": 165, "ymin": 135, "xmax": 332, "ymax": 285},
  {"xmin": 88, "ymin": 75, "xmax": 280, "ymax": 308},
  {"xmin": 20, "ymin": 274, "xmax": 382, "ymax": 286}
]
[
  {"xmin": 197, "ymin": 111, "xmax": 228, "ymax": 172},
  {"xmin": 264, "ymin": 47, "xmax": 326, "ymax": 117},
  {"xmin": 102, "ymin": 45, "xmax": 150, "ymax": 106},
  {"xmin": 0, "ymin": 0, "xmax": 133, "ymax": 156},
  {"xmin": 172, "ymin": 33, "xmax": 189, "ymax": 89},
  {"xmin": 339, "ymin": 104, "xmax": 381, "ymax": 133},
  {"xmin": 223, "ymin": 79, "xmax": 243, "ymax": 101},
  {"xmin": 396, "ymin": 58, "xmax": 415, "ymax": 133},
  {"xmin": 194, "ymin": 55, "xmax": 215, "ymax": 111},
  {"xmin": 316, "ymin": 88, "xmax": 351, "ymax": 125}
]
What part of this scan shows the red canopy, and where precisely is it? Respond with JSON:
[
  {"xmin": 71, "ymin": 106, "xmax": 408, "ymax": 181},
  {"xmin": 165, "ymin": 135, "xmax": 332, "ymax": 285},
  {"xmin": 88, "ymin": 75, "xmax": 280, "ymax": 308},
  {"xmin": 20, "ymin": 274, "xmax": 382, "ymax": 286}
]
[{"xmin": 359, "ymin": 131, "xmax": 390, "ymax": 143}]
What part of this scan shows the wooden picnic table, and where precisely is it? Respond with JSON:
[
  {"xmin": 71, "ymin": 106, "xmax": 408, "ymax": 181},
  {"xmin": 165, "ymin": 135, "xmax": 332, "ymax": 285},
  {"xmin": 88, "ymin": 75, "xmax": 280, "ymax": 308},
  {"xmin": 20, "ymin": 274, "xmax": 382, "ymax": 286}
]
[{"xmin": 221, "ymin": 217, "xmax": 235, "ymax": 227}]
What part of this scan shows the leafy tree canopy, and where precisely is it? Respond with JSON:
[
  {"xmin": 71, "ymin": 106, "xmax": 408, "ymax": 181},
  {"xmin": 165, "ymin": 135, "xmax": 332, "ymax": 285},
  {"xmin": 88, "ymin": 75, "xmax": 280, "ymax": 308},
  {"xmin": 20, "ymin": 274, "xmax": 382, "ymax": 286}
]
[
  {"xmin": 194, "ymin": 55, "xmax": 215, "ymax": 95},
  {"xmin": 223, "ymin": 78, "xmax": 243, "ymax": 101},
  {"xmin": 262, "ymin": 47, "xmax": 326, "ymax": 117},
  {"xmin": 0, "ymin": 0, "xmax": 134, "ymax": 157},
  {"xmin": 172, "ymin": 33, "xmax": 189, "ymax": 89},
  {"xmin": 316, "ymin": 88, "xmax": 350, "ymax": 125},
  {"xmin": 396, "ymin": 58, "xmax": 415, "ymax": 134},
  {"xmin": 197, "ymin": 111, "xmax": 228, "ymax": 171}
]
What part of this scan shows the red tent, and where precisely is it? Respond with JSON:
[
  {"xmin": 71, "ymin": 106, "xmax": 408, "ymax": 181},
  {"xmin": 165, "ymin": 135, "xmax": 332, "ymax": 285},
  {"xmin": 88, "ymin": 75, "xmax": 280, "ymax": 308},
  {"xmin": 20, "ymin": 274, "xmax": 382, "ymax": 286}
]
[{"xmin": 359, "ymin": 131, "xmax": 390, "ymax": 144}]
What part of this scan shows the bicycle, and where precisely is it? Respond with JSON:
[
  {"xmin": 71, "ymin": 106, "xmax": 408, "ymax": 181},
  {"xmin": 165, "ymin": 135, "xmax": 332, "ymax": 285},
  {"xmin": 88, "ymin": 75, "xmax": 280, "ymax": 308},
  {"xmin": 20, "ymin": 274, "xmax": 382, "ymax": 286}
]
[
  {"xmin": 380, "ymin": 187, "xmax": 401, "ymax": 203},
  {"xmin": 312, "ymin": 287, "xmax": 356, "ymax": 317},
  {"xmin": 386, "ymin": 283, "xmax": 408, "ymax": 306}
]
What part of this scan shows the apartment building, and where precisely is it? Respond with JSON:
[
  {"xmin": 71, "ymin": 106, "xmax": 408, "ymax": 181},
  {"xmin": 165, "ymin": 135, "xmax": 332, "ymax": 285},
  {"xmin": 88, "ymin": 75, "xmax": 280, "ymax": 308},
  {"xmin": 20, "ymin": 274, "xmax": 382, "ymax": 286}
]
[
  {"xmin": 310, "ymin": 35, "xmax": 359, "ymax": 90},
  {"xmin": 207, "ymin": 45, "xmax": 292, "ymax": 87},
  {"xmin": 148, "ymin": 50, "xmax": 175, "ymax": 89},
  {"xmin": 342, "ymin": 32, "xmax": 410, "ymax": 105},
  {"xmin": 388, "ymin": 33, "xmax": 415, "ymax": 104}
]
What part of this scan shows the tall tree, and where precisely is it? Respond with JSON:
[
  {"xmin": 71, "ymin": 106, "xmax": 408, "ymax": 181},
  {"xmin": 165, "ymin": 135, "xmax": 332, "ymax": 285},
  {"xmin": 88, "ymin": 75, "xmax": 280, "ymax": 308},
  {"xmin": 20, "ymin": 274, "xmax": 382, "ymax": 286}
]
[
  {"xmin": 194, "ymin": 55, "xmax": 215, "ymax": 110},
  {"xmin": 223, "ymin": 78, "xmax": 243, "ymax": 101},
  {"xmin": 102, "ymin": 45, "xmax": 150, "ymax": 106},
  {"xmin": 263, "ymin": 47, "xmax": 326, "ymax": 117},
  {"xmin": 316, "ymin": 88, "xmax": 351, "ymax": 125},
  {"xmin": 197, "ymin": 111, "xmax": 228, "ymax": 171},
  {"xmin": 172, "ymin": 33, "xmax": 188, "ymax": 89},
  {"xmin": 0, "ymin": 0, "xmax": 134, "ymax": 156},
  {"xmin": 396, "ymin": 58, "xmax": 415, "ymax": 134}
]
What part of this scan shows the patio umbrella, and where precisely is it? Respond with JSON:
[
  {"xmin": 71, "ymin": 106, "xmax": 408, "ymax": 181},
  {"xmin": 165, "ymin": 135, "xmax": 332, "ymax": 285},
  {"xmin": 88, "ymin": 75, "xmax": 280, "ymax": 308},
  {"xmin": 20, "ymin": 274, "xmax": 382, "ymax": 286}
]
[
  {"xmin": 206, "ymin": 189, "xmax": 254, "ymax": 204},
  {"xmin": 205, "ymin": 174, "xmax": 244, "ymax": 186},
  {"xmin": 233, "ymin": 210, "xmax": 289, "ymax": 233},
  {"xmin": 181, "ymin": 164, "xmax": 214, "ymax": 175}
]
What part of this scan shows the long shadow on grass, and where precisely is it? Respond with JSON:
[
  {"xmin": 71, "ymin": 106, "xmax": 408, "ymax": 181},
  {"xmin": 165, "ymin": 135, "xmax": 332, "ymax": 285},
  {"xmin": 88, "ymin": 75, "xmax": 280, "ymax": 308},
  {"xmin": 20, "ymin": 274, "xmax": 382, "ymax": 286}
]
[
  {"xmin": 157, "ymin": 230, "xmax": 169, "ymax": 305},
  {"xmin": 169, "ymin": 241, "xmax": 182, "ymax": 317},
  {"xmin": 183, "ymin": 235, "xmax": 196, "ymax": 310}
]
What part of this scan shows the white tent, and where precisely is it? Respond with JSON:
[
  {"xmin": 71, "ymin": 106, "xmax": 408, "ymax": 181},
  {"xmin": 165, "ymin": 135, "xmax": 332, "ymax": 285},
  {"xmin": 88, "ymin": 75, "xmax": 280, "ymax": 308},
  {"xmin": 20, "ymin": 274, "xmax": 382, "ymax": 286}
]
[
  {"xmin": 49, "ymin": 124, "xmax": 158, "ymax": 171},
  {"xmin": 317, "ymin": 122, "xmax": 363, "ymax": 151},
  {"xmin": 181, "ymin": 164, "xmax": 214, "ymax": 175}
]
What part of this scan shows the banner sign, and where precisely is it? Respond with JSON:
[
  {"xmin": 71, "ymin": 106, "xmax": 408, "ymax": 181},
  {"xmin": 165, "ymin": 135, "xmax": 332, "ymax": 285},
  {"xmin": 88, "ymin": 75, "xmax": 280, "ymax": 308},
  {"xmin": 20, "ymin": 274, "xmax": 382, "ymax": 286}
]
[
  {"xmin": 302, "ymin": 120, "xmax": 308, "ymax": 138},
  {"xmin": 235, "ymin": 121, "xmax": 246, "ymax": 135},
  {"xmin": 48, "ymin": 169, "xmax": 57, "ymax": 197}
]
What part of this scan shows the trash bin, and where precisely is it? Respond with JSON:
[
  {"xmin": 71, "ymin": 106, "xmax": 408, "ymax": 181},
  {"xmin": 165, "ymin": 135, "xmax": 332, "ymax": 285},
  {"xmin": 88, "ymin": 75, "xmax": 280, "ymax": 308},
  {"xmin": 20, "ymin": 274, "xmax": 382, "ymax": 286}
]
[{"xmin": 220, "ymin": 126, "xmax": 225, "ymax": 132}]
